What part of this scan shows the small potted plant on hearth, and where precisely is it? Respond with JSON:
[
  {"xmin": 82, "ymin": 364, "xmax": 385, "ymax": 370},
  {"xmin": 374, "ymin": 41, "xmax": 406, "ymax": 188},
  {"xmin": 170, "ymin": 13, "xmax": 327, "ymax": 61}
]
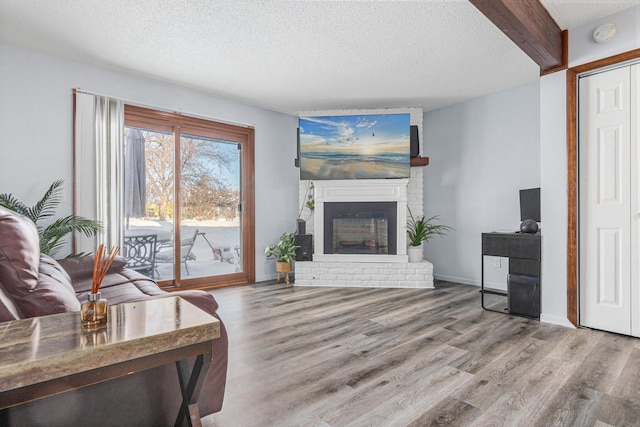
[
  {"xmin": 265, "ymin": 232, "xmax": 299, "ymax": 284},
  {"xmin": 406, "ymin": 208, "xmax": 452, "ymax": 262}
]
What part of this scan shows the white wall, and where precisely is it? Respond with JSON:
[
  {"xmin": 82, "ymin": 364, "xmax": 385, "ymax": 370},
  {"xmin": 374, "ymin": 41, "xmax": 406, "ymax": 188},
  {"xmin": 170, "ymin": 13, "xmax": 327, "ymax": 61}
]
[
  {"xmin": 538, "ymin": 6, "xmax": 640, "ymax": 327},
  {"xmin": 423, "ymin": 82, "xmax": 540, "ymax": 288},
  {"xmin": 539, "ymin": 70, "xmax": 569, "ymax": 327},
  {"xmin": 0, "ymin": 43, "xmax": 299, "ymax": 282}
]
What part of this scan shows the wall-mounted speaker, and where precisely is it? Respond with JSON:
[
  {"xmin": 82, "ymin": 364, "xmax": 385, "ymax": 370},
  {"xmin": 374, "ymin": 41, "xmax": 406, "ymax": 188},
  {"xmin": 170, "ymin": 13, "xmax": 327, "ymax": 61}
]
[
  {"xmin": 295, "ymin": 127, "xmax": 300, "ymax": 167},
  {"xmin": 295, "ymin": 234, "xmax": 313, "ymax": 261},
  {"xmin": 410, "ymin": 125, "xmax": 419, "ymax": 158}
]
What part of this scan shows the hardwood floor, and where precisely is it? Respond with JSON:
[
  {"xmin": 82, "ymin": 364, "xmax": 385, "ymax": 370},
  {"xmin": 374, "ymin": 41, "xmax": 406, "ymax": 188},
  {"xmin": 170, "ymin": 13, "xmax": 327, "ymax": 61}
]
[{"xmin": 203, "ymin": 281, "xmax": 640, "ymax": 427}]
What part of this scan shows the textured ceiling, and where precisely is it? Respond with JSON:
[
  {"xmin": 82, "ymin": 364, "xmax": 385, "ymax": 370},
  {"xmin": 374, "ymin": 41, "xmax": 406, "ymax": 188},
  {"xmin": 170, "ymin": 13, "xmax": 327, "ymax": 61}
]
[{"xmin": 0, "ymin": 1, "xmax": 638, "ymax": 115}]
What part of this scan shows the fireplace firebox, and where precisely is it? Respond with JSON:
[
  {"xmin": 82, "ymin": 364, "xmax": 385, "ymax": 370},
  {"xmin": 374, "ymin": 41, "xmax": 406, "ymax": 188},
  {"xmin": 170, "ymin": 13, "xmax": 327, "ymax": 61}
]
[{"xmin": 324, "ymin": 202, "xmax": 397, "ymax": 255}]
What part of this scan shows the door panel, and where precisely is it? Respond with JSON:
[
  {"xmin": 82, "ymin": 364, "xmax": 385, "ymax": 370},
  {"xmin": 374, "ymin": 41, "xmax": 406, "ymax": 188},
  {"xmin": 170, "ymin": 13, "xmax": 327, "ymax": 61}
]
[
  {"xmin": 123, "ymin": 127, "xmax": 175, "ymax": 282},
  {"xmin": 179, "ymin": 134, "xmax": 242, "ymax": 281},
  {"xmin": 597, "ymin": 126, "xmax": 622, "ymax": 203},
  {"xmin": 632, "ymin": 64, "xmax": 640, "ymax": 336},
  {"xmin": 597, "ymin": 228, "xmax": 622, "ymax": 305},
  {"xmin": 580, "ymin": 66, "xmax": 632, "ymax": 335}
]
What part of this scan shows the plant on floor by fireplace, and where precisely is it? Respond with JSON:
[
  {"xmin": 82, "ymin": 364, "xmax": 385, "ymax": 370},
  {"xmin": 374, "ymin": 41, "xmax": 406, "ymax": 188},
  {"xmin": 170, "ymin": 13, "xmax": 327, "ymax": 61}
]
[
  {"xmin": 406, "ymin": 208, "xmax": 452, "ymax": 262},
  {"xmin": 265, "ymin": 232, "xmax": 299, "ymax": 284}
]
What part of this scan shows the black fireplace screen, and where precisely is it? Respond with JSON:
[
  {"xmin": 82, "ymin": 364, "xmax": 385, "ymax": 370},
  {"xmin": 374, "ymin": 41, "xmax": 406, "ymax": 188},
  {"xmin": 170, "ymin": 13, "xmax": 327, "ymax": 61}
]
[{"xmin": 324, "ymin": 202, "xmax": 397, "ymax": 255}]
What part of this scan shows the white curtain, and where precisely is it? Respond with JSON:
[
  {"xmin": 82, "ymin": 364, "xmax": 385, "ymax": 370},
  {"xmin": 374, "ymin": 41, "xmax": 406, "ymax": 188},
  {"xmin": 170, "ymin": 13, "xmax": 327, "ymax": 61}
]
[{"xmin": 74, "ymin": 91, "xmax": 124, "ymax": 254}]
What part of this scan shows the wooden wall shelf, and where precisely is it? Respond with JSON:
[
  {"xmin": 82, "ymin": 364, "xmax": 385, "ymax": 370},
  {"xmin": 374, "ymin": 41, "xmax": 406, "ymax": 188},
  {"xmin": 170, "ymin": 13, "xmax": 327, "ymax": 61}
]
[{"xmin": 410, "ymin": 157, "xmax": 429, "ymax": 167}]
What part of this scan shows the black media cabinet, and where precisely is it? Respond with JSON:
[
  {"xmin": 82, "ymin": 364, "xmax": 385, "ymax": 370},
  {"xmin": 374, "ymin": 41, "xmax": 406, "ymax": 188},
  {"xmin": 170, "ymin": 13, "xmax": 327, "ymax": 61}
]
[{"xmin": 481, "ymin": 232, "xmax": 541, "ymax": 319}]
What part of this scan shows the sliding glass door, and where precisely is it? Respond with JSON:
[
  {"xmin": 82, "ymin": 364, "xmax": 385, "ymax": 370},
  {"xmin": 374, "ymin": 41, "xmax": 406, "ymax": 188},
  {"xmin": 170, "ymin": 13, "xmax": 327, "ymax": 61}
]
[
  {"xmin": 177, "ymin": 134, "xmax": 242, "ymax": 280},
  {"xmin": 123, "ymin": 106, "xmax": 254, "ymax": 289}
]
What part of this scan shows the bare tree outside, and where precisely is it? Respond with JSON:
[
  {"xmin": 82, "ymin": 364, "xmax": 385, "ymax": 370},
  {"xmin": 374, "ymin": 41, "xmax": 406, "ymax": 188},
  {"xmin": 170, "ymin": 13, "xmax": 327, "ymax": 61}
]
[
  {"xmin": 180, "ymin": 134, "xmax": 239, "ymax": 221},
  {"xmin": 127, "ymin": 128, "xmax": 239, "ymax": 221},
  {"xmin": 143, "ymin": 131, "xmax": 173, "ymax": 220}
]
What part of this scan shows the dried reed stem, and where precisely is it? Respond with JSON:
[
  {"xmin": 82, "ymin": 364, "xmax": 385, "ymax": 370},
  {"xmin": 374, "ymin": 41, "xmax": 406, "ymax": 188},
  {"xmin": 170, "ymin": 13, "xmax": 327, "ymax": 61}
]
[{"xmin": 91, "ymin": 244, "xmax": 120, "ymax": 294}]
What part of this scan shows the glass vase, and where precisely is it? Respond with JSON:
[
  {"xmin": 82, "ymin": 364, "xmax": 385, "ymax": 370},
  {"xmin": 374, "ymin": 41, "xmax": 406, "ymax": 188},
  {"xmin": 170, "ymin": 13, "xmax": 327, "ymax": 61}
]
[{"xmin": 81, "ymin": 292, "xmax": 108, "ymax": 329}]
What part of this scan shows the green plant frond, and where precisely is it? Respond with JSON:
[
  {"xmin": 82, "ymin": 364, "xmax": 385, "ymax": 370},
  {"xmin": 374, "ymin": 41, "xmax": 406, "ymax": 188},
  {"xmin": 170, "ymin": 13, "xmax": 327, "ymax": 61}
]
[
  {"xmin": 406, "ymin": 210, "xmax": 453, "ymax": 246},
  {"xmin": 40, "ymin": 235, "xmax": 67, "ymax": 257},
  {"xmin": 40, "ymin": 216, "xmax": 102, "ymax": 257},
  {"xmin": 42, "ymin": 216, "xmax": 103, "ymax": 240},
  {"xmin": 2, "ymin": 181, "xmax": 102, "ymax": 257},
  {"xmin": 0, "ymin": 193, "xmax": 30, "ymax": 216},
  {"xmin": 28, "ymin": 179, "xmax": 64, "ymax": 222},
  {"xmin": 265, "ymin": 232, "xmax": 299, "ymax": 263}
]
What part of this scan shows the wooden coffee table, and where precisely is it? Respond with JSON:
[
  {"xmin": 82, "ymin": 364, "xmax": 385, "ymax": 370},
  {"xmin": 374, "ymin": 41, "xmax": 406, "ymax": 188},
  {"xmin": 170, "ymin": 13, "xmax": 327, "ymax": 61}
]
[{"xmin": 0, "ymin": 296, "xmax": 220, "ymax": 426}]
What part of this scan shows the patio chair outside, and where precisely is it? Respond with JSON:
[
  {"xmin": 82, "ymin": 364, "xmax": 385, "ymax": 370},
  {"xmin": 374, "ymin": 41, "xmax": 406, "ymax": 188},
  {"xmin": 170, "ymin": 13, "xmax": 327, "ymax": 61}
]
[
  {"xmin": 123, "ymin": 234, "xmax": 157, "ymax": 279},
  {"xmin": 156, "ymin": 229, "xmax": 199, "ymax": 275}
]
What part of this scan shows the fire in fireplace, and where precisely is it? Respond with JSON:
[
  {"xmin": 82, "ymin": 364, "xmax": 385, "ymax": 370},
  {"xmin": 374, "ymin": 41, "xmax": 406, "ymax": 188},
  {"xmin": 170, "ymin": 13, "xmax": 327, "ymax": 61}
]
[{"xmin": 324, "ymin": 202, "xmax": 397, "ymax": 255}]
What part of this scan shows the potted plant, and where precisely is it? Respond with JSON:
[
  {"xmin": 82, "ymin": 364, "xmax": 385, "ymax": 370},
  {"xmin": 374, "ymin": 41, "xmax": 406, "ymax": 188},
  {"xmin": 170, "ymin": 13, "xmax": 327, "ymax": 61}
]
[
  {"xmin": 406, "ymin": 208, "xmax": 452, "ymax": 262},
  {"xmin": 265, "ymin": 232, "xmax": 299, "ymax": 283},
  {"xmin": 0, "ymin": 180, "xmax": 102, "ymax": 257}
]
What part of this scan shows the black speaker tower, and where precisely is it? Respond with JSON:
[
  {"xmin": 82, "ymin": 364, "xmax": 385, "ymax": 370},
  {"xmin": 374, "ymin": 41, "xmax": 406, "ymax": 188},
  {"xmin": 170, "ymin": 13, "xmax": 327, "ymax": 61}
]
[
  {"xmin": 410, "ymin": 125, "xmax": 419, "ymax": 158},
  {"xmin": 295, "ymin": 234, "xmax": 313, "ymax": 261}
]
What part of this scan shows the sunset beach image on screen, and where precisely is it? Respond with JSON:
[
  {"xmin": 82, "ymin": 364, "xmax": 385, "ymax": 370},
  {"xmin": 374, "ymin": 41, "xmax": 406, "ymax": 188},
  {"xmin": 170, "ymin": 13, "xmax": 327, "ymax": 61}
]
[{"xmin": 299, "ymin": 113, "xmax": 411, "ymax": 180}]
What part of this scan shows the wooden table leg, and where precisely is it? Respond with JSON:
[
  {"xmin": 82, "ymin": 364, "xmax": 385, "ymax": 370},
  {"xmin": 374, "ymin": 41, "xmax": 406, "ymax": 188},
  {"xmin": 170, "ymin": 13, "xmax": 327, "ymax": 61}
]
[{"xmin": 174, "ymin": 351, "xmax": 212, "ymax": 427}]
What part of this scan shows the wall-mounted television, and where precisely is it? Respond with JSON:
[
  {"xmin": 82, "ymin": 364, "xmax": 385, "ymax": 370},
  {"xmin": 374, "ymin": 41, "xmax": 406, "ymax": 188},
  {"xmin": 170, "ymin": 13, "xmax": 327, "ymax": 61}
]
[
  {"xmin": 299, "ymin": 113, "xmax": 411, "ymax": 180},
  {"xmin": 520, "ymin": 187, "xmax": 541, "ymax": 222}
]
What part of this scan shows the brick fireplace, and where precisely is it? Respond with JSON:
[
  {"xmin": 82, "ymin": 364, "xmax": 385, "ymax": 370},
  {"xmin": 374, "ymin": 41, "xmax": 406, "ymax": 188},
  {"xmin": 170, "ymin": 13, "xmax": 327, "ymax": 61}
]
[
  {"xmin": 313, "ymin": 179, "xmax": 408, "ymax": 263},
  {"xmin": 295, "ymin": 170, "xmax": 433, "ymax": 289},
  {"xmin": 294, "ymin": 106, "xmax": 432, "ymax": 289}
]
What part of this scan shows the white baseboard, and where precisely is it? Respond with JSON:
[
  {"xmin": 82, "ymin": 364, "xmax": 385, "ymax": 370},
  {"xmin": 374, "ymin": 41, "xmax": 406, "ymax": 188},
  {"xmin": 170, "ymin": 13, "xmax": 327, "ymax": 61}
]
[
  {"xmin": 540, "ymin": 313, "xmax": 575, "ymax": 328},
  {"xmin": 434, "ymin": 274, "xmax": 479, "ymax": 286},
  {"xmin": 433, "ymin": 274, "xmax": 507, "ymax": 290}
]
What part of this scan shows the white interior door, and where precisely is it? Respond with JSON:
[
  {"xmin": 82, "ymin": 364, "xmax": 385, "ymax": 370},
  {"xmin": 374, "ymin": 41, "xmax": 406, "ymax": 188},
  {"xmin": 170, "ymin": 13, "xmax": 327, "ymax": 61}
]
[
  {"xmin": 579, "ymin": 65, "xmax": 633, "ymax": 335},
  {"xmin": 631, "ymin": 64, "xmax": 640, "ymax": 336}
]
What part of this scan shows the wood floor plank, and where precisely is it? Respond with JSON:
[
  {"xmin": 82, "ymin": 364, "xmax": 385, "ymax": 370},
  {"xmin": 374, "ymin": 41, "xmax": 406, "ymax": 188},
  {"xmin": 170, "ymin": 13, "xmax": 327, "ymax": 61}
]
[
  {"xmin": 204, "ymin": 280, "xmax": 640, "ymax": 427},
  {"xmin": 594, "ymin": 394, "xmax": 640, "ymax": 426},
  {"xmin": 448, "ymin": 318, "xmax": 540, "ymax": 375},
  {"xmin": 344, "ymin": 365, "xmax": 475, "ymax": 426},
  {"xmin": 613, "ymin": 348, "xmax": 640, "ymax": 401},
  {"xmin": 563, "ymin": 333, "xmax": 634, "ymax": 394},
  {"xmin": 533, "ymin": 387, "xmax": 603, "ymax": 426},
  {"xmin": 450, "ymin": 337, "xmax": 562, "ymax": 411},
  {"xmin": 546, "ymin": 327, "xmax": 606, "ymax": 362},
  {"xmin": 406, "ymin": 397, "xmax": 482, "ymax": 427},
  {"xmin": 468, "ymin": 358, "xmax": 579, "ymax": 425}
]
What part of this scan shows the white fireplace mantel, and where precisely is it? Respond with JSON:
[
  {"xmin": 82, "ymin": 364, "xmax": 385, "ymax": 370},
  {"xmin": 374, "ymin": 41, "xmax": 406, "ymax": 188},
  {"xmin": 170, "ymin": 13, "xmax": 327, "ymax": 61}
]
[{"xmin": 313, "ymin": 179, "xmax": 408, "ymax": 263}]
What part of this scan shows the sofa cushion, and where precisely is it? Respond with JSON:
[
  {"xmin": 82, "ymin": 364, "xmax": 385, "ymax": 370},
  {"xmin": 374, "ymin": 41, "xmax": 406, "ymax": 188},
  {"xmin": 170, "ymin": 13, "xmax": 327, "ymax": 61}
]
[
  {"xmin": 72, "ymin": 267, "xmax": 219, "ymax": 315},
  {"xmin": 0, "ymin": 279, "xmax": 22, "ymax": 321},
  {"xmin": 71, "ymin": 267, "xmax": 160, "ymax": 296},
  {"xmin": 0, "ymin": 207, "xmax": 41, "ymax": 315},
  {"xmin": 40, "ymin": 254, "xmax": 75, "ymax": 295},
  {"xmin": 12, "ymin": 254, "xmax": 81, "ymax": 317},
  {"xmin": 57, "ymin": 255, "xmax": 127, "ymax": 285},
  {"xmin": 0, "ymin": 207, "xmax": 81, "ymax": 317},
  {"xmin": 35, "ymin": 254, "xmax": 81, "ymax": 312},
  {"xmin": 0, "ymin": 207, "xmax": 40, "ymax": 284}
]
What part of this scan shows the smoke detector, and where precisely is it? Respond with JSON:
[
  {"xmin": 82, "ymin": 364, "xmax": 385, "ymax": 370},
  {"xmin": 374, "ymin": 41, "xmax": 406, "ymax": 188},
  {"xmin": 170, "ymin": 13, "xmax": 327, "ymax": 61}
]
[{"xmin": 593, "ymin": 23, "xmax": 616, "ymax": 43}]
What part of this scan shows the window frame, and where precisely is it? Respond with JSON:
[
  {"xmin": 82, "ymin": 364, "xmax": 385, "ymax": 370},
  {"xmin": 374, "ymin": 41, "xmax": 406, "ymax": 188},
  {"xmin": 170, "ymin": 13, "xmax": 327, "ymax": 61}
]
[{"xmin": 124, "ymin": 104, "xmax": 255, "ymax": 289}]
